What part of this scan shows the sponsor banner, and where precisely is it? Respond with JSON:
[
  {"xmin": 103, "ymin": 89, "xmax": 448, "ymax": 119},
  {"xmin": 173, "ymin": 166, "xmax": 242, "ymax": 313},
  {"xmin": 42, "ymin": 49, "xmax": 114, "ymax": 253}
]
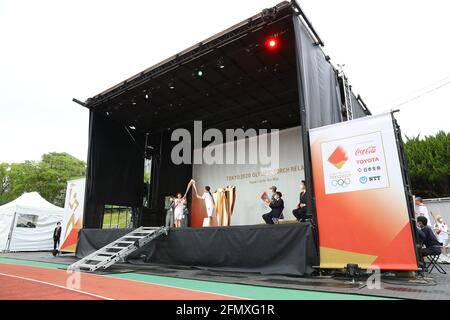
[
  {"xmin": 59, "ymin": 178, "xmax": 85, "ymax": 252},
  {"xmin": 322, "ymin": 132, "xmax": 389, "ymax": 194},
  {"xmin": 309, "ymin": 113, "xmax": 417, "ymax": 270}
]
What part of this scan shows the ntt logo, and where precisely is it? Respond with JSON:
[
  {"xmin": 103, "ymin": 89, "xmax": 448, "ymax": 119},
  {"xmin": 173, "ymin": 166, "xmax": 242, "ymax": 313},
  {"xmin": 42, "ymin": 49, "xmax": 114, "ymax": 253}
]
[{"xmin": 359, "ymin": 176, "xmax": 368, "ymax": 184}]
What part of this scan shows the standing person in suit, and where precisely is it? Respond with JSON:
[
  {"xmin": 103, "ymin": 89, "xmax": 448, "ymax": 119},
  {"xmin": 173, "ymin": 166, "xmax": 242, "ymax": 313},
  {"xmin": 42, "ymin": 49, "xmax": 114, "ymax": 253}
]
[
  {"xmin": 181, "ymin": 200, "xmax": 189, "ymax": 228},
  {"xmin": 262, "ymin": 192, "xmax": 284, "ymax": 224},
  {"xmin": 292, "ymin": 180, "xmax": 308, "ymax": 222},
  {"xmin": 53, "ymin": 222, "xmax": 62, "ymax": 252},
  {"xmin": 165, "ymin": 197, "xmax": 175, "ymax": 227}
]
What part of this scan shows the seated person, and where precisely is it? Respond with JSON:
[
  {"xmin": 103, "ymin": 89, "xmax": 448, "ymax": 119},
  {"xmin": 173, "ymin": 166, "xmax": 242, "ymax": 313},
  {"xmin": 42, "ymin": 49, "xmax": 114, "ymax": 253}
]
[
  {"xmin": 417, "ymin": 216, "xmax": 442, "ymax": 268},
  {"xmin": 292, "ymin": 180, "xmax": 307, "ymax": 222},
  {"xmin": 262, "ymin": 191, "xmax": 284, "ymax": 224}
]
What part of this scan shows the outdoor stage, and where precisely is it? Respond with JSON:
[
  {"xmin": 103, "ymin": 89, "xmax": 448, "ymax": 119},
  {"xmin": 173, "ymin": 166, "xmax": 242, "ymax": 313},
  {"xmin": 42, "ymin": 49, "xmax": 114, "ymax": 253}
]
[
  {"xmin": 70, "ymin": 0, "xmax": 419, "ymax": 285},
  {"xmin": 0, "ymin": 251, "xmax": 449, "ymax": 300}
]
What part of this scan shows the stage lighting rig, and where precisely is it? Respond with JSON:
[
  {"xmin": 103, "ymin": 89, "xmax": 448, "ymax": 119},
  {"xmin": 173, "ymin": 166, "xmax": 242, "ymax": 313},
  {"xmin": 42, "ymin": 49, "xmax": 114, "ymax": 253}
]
[
  {"xmin": 216, "ymin": 57, "xmax": 225, "ymax": 69},
  {"xmin": 261, "ymin": 7, "xmax": 278, "ymax": 22},
  {"xmin": 193, "ymin": 65, "xmax": 205, "ymax": 78}
]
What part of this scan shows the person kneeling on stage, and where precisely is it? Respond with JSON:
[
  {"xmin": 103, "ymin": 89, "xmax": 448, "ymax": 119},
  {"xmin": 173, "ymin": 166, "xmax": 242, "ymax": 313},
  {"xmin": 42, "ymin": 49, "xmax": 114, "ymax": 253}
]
[
  {"xmin": 262, "ymin": 192, "xmax": 284, "ymax": 224},
  {"xmin": 417, "ymin": 216, "xmax": 442, "ymax": 269}
]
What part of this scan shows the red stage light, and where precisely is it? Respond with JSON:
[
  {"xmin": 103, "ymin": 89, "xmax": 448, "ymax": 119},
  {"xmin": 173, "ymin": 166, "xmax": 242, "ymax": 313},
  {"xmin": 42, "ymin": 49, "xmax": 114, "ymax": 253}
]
[{"xmin": 265, "ymin": 37, "xmax": 279, "ymax": 50}]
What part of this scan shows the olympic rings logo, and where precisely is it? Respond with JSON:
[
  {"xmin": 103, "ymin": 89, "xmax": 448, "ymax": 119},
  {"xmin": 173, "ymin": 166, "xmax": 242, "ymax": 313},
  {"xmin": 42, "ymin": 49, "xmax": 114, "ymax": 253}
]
[{"xmin": 331, "ymin": 178, "xmax": 351, "ymax": 187}]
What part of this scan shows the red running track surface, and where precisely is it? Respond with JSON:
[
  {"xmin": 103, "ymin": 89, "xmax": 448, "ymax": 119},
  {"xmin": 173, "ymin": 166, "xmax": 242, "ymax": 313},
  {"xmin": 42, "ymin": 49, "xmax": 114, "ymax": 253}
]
[{"xmin": 0, "ymin": 263, "xmax": 240, "ymax": 300}]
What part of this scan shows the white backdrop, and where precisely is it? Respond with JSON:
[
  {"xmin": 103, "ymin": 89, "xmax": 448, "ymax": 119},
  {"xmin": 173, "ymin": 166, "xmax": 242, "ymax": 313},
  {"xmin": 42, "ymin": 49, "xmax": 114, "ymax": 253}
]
[{"xmin": 192, "ymin": 126, "xmax": 304, "ymax": 226}]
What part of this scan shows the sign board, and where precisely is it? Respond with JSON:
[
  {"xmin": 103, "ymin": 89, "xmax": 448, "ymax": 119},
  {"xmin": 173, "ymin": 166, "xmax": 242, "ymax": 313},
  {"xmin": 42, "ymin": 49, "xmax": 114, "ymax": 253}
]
[
  {"xmin": 309, "ymin": 113, "xmax": 417, "ymax": 270},
  {"xmin": 59, "ymin": 178, "xmax": 85, "ymax": 252}
]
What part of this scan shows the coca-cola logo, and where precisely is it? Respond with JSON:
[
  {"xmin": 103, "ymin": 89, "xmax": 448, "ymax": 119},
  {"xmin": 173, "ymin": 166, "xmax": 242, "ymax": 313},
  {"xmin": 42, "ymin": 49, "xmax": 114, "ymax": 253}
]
[{"xmin": 355, "ymin": 146, "xmax": 376, "ymax": 156}]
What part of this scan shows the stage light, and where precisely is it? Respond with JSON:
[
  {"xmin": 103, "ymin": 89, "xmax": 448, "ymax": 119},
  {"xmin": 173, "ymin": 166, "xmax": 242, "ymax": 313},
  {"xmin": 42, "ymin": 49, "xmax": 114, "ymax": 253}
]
[
  {"xmin": 168, "ymin": 82, "xmax": 175, "ymax": 90},
  {"xmin": 197, "ymin": 70, "xmax": 203, "ymax": 77},
  {"xmin": 217, "ymin": 57, "xmax": 225, "ymax": 69},
  {"xmin": 265, "ymin": 36, "xmax": 279, "ymax": 51}
]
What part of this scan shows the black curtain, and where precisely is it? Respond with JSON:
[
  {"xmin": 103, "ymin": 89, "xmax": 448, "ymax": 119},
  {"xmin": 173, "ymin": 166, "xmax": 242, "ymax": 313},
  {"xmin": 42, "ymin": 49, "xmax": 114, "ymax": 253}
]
[
  {"xmin": 351, "ymin": 91, "xmax": 370, "ymax": 119},
  {"xmin": 292, "ymin": 14, "xmax": 344, "ymax": 251},
  {"xmin": 293, "ymin": 15, "xmax": 342, "ymax": 129},
  {"xmin": 84, "ymin": 111, "xmax": 145, "ymax": 228},
  {"xmin": 141, "ymin": 129, "xmax": 193, "ymax": 226}
]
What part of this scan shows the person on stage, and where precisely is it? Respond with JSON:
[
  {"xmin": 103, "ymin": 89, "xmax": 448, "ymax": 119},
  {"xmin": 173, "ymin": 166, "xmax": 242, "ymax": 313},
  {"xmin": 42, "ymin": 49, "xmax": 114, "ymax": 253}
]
[
  {"xmin": 174, "ymin": 193, "xmax": 186, "ymax": 228},
  {"xmin": 263, "ymin": 186, "xmax": 277, "ymax": 205},
  {"xmin": 292, "ymin": 180, "xmax": 307, "ymax": 222},
  {"xmin": 192, "ymin": 180, "xmax": 215, "ymax": 224},
  {"xmin": 262, "ymin": 191, "xmax": 284, "ymax": 224},
  {"xmin": 165, "ymin": 197, "xmax": 175, "ymax": 227}
]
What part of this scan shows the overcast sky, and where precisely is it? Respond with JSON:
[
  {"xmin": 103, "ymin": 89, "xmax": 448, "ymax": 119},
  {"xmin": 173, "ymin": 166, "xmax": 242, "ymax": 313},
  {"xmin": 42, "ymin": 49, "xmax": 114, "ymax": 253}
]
[{"xmin": 1, "ymin": 0, "xmax": 449, "ymax": 164}]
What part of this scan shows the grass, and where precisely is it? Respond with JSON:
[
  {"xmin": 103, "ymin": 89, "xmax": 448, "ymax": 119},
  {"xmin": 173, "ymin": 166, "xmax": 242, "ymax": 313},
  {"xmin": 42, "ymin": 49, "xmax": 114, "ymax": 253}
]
[{"xmin": 102, "ymin": 211, "xmax": 132, "ymax": 229}]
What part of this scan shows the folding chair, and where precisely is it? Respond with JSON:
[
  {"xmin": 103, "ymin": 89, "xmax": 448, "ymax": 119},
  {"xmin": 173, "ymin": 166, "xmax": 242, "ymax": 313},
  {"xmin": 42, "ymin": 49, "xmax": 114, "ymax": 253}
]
[
  {"xmin": 272, "ymin": 213, "xmax": 284, "ymax": 224},
  {"xmin": 424, "ymin": 247, "xmax": 447, "ymax": 274}
]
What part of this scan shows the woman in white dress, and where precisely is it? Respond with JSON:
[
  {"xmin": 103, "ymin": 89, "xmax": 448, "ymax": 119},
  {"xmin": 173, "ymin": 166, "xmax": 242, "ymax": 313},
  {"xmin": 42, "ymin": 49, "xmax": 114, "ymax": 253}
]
[
  {"xmin": 174, "ymin": 193, "xmax": 186, "ymax": 228},
  {"xmin": 434, "ymin": 215, "xmax": 449, "ymax": 254},
  {"xmin": 192, "ymin": 181, "xmax": 215, "ymax": 224}
]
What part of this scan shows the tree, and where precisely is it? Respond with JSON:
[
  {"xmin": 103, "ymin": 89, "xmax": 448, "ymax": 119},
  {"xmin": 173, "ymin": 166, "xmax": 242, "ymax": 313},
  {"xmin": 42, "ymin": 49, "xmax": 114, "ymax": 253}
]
[
  {"xmin": 0, "ymin": 153, "xmax": 86, "ymax": 207},
  {"xmin": 0, "ymin": 163, "xmax": 10, "ymax": 201},
  {"xmin": 404, "ymin": 131, "xmax": 450, "ymax": 198}
]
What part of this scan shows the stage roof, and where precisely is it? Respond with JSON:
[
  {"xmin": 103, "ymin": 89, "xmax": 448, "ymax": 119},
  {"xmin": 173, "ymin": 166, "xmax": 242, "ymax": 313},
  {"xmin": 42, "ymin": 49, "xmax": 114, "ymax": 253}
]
[
  {"xmin": 81, "ymin": 1, "xmax": 369, "ymax": 134},
  {"xmin": 82, "ymin": 2, "xmax": 305, "ymax": 133}
]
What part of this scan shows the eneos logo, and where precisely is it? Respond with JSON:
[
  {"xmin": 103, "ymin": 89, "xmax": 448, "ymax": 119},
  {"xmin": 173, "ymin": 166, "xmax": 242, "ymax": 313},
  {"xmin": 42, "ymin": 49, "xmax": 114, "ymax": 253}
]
[{"xmin": 328, "ymin": 145, "xmax": 348, "ymax": 169}]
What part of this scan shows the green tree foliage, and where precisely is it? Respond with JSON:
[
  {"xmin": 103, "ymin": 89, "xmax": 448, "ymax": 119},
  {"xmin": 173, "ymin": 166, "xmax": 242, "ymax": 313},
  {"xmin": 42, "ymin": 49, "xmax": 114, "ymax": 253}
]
[
  {"xmin": 0, "ymin": 153, "xmax": 86, "ymax": 207},
  {"xmin": 404, "ymin": 131, "xmax": 450, "ymax": 198}
]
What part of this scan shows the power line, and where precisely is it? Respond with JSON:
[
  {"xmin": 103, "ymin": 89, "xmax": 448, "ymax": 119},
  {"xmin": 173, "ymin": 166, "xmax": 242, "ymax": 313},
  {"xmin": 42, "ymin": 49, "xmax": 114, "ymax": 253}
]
[
  {"xmin": 395, "ymin": 80, "xmax": 450, "ymax": 108},
  {"xmin": 380, "ymin": 75, "xmax": 450, "ymax": 110}
]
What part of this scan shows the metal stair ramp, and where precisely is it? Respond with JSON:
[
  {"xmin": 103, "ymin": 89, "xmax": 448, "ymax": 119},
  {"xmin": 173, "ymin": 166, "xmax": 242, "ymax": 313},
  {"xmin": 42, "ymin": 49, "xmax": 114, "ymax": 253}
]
[{"xmin": 68, "ymin": 226, "xmax": 169, "ymax": 272}]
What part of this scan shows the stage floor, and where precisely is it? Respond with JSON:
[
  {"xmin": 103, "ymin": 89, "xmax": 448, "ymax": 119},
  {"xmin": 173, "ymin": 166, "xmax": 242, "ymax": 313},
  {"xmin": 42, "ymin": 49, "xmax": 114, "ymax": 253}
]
[{"xmin": 1, "ymin": 251, "xmax": 449, "ymax": 300}]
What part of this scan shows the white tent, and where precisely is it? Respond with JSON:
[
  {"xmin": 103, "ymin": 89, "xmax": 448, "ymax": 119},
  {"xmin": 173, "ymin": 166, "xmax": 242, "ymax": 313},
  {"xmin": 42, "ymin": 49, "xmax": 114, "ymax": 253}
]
[{"xmin": 0, "ymin": 192, "xmax": 64, "ymax": 252}]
